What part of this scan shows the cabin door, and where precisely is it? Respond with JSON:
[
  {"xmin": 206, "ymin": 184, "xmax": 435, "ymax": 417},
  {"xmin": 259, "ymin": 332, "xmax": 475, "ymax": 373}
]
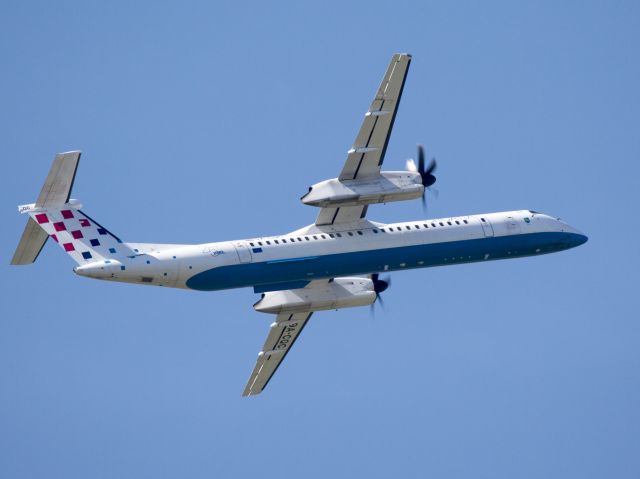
[
  {"xmin": 480, "ymin": 217, "xmax": 494, "ymax": 237},
  {"xmin": 235, "ymin": 242, "xmax": 253, "ymax": 263}
]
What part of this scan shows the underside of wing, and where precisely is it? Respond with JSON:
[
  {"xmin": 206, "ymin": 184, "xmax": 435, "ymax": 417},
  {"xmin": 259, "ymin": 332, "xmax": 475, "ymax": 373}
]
[
  {"xmin": 314, "ymin": 54, "xmax": 411, "ymax": 226},
  {"xmin": 339, "ymin": 53, "xmax": 411, "ymax": 181},
  {"xmin": 315, "ymin": 205, "xmax": 368, "ymax": 226},
  {"xmin": 242, "ymin": 312, "xmax": 313, "ymax": 396}
]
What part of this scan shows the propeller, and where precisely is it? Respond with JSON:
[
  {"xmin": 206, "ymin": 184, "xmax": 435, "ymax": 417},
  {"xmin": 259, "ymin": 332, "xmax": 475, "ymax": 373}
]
[
  {"xmin": 406, "ymin": 144, "xmax": 438, "ymax": 210},
  {"xmin": 370, "ymin": 273, "xmax": 391, "ymax": 316}
]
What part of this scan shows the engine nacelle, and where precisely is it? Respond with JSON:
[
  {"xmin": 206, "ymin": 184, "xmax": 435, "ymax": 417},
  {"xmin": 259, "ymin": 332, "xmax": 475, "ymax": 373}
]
[
  {"xmin": 301, "ymin": 171, "xmax": 424, "ymax": 208},
  {"xmin": 254, "ymin": 277, "xmax": 376, "ymax": 314}
]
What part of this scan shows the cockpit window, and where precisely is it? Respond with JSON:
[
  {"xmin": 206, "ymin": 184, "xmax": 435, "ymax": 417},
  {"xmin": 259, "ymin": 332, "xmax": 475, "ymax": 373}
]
[{"xmin": 528, "ymin": 210, "xmax": 540, "ymax": 214}]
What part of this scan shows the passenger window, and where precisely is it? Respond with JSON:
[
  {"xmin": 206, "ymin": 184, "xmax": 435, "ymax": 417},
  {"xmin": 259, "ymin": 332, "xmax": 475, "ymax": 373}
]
[
  {"xmin": 405, "ymin": 226, "xmax": 411, "ymax": 230},
  {"xmin": 481, "ymin": 218, "xmax": 486, "ymax": 223},
  {"xmin": 305, "ymin": 237, "xmax": 310, "ymax": 241},
  {"xmin": 431, "ymin": 223, "xmax": 436, "ymax": 227},
  {"xmin": 357, "ymin": 231, "xmax": 363, "ymax": 235},
  {"xmin": 321, "ymin": 235, "xmax": 326, "ymax": 239},
  {"xmin": 297, "ymin": 237, "xmax": 302, "ymax": 241},
  {"xmin": 266, "ymin": 241, "xmax": 271, "ymax": 245},
  {"xmin": 423, "ymin": 224, "xmax": 429, "ymax": 228},
  {"xmin": 329, "ymin": 233, "xmax": 335, "ymax": 238},
  {"xmin": 463, "ymin": 220, "xmax": 468, "ymax": 224},
  {"xmin": 313, "ymin": 235, "xmax": 318, "ymax": 240},
  {"xmin": 397, "ymin": 227, "xmax": 402, "ymax": 232},
  {"xmin": 455, "ymin": 221, "xmax": 460, "ymax": 225},
  {"xmin": 274, "ymin": 240, "xmax": 279, "ymax": 244},
  {"xmin": 336, "ymin": 233, "xmax": 342, "ymax": 238},
  {"xmin": 258, "ymin": 241, "xmax": 263, "ymax": 246},
  {"xmin": 372, "ymin": 229, "xmax": 378, "ymax": 234},
  {"xmin": 438, "ymin": 222, "xmax": 443, "ymax": 226},
  {"xmin": 447, "ymin": 221, "xmax": 452, "ymax": 226},
  {"xmin": 282, "ymin": 238, "xmax": 287, "ymax": 243},
  {"xmin": 380, "ymin": 228, "xmax": 385, "ymax": 233},
  {"xmin": 249, "ymin": 242, "xmax": 254, "ymax": 246},
  {"xmin": 290, "ymin": 238, "xmax": 295, "ymax": 242},
  {"xmin": 348, "ymin": 232, "xmax": 354, "ymax": 236},
  {"xmin": 414, "ymin": 225, "xmax": 420, "ymax": 229}
]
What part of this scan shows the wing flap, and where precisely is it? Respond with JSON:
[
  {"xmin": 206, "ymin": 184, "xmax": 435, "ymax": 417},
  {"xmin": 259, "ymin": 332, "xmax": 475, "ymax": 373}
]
[
  {"xmin": 242, "ymin": 312, "xmax": 312, "ymax": 396},
  {"xmin": 315, "ymin": 205, "xmax": 368, "ymax": 226}
]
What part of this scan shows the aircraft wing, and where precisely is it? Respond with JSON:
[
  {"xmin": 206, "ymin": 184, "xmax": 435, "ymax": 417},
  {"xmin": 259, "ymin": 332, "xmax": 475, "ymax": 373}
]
[
  {"xmin": 242, "ymin": 311, "xmax": 313, "ymax": 396},
  {"xmin": 316, "ymin": 53, "xmax": 411, "ymax": 226}
]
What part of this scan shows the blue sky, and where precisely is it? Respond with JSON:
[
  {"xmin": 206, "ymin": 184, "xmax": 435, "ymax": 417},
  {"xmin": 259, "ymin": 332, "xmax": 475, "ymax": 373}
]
[{"xmin": 1, "ymin": 1, "xmax": 639, "ymax": 477}]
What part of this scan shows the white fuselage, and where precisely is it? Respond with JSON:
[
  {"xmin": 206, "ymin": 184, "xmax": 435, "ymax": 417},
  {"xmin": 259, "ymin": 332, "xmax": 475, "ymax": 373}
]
[{"xmin": 74, "ymin": 210, "xmax": 587, "ymax": 292}]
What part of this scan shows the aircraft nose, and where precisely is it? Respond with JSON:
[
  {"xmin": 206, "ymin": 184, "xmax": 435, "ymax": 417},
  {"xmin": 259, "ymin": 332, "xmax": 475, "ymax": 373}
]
[
  {"xmin": 572, "ymin": 233, "xmax": 588, "ymax": 247},
  {"xmin": 557, "ymin": 219, "xmax": 588, "ymax": 248}
]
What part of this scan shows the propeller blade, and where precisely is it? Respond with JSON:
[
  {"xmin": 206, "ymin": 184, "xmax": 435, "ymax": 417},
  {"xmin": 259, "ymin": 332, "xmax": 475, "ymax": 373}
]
[
  {"xmin": 377, "ymin": 293, "xmax": 385, "ymax": 310},
  {"xmin": 369, "ymin": 273, "xmax": 390, "ymax": 316},
  {"xmin": 418, "ymin": 144, "xmax": 425, "ymax": 174},
  {"xmin": 425, "ymin": 157, "xmax": 437, "ymax": 176}
]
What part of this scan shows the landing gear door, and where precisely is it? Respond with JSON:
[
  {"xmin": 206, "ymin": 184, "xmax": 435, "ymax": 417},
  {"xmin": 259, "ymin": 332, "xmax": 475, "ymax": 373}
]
[
  {"xmin": 235, "ymin": 241, "xmax": 253, "ymax": 263},
  {"xmin": 480, "ymin": 217, "xmax": 494, "ymax": 237}
]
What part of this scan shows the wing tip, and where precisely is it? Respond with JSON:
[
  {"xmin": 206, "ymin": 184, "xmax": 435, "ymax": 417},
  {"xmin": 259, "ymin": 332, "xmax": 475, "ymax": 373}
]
[{"xmin": 242, "ymin": 388, "xmax": 261, "ymax": 397}]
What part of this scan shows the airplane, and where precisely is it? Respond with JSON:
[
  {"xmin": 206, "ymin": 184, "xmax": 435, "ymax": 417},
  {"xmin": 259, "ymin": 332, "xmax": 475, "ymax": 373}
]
[{"xmin": 11, "ymin": 53, "xmax": 587, "ymax": 396}]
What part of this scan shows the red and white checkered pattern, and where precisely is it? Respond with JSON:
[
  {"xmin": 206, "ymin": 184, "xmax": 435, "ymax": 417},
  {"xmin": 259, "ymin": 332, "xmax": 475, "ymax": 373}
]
[{"xmin": 29, "ymin": 208, "xmax": 131, "ymax": 265}]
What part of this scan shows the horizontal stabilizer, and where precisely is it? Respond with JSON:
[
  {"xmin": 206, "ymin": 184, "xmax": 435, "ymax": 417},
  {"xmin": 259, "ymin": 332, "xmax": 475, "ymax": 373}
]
[
  {"xmin": 10, "ymin": 217, "xmax": 48, "ymax": 265},
  {"xmin": 36, "ymin": 151, "xmax": 81, "ymax": 207}
]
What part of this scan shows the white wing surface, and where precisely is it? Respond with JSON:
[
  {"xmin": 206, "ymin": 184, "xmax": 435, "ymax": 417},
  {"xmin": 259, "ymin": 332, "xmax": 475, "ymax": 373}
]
[
  {"xmin": 316, "ymin": 53, "xmax": 411, "ymax": 226},
  {"xmin": 242, "ymin": 312, "xmax": 313, "ymax": 396}
]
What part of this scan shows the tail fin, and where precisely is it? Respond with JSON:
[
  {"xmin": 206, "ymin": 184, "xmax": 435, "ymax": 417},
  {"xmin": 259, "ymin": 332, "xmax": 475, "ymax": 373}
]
[
  {"xmin": 11, "ymin": 151, "xmax": 80, "ymax": 264},
  {"xmin": 11, "ymin": 151, "xmax": 132, "ymax": 266}
]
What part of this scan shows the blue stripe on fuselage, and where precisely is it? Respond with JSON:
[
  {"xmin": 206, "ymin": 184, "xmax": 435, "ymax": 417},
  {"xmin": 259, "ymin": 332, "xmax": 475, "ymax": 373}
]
[{"xmin": 185, "ymin": 232, "xmax": 586, "ymax": 292}]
